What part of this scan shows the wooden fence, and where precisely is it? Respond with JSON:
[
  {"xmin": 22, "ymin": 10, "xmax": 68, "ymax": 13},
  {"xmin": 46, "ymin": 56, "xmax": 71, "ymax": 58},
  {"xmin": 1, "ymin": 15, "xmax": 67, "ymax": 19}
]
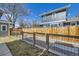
[
  {"xmin": 10, "ymin": 27, "xmax": 79, "ymax": 56},
  {"xmin": 21, "ymin": 31, "xmax": 79, "ymax": 56},
  {"xmin": 10, "ymin": 26, "xmax": 79, "ymax": 44},
  {"xmin": 10, "ymin": 28, "xmax": 22, "ymax": 35},
  {"xmin": 22, "ymin": 26, "xmax": 79, "ymax": 43}
]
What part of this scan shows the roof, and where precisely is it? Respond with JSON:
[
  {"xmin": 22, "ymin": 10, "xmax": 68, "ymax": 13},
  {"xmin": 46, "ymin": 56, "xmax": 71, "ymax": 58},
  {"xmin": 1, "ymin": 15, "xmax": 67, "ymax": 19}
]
[
  {"xmin": 0, "ymin": 20, "xmax": 12, "ymax": 24},
  {"xmin": 0, "ymin": 8, "xmax": 12, "ymax": 24},
  {"xmin": 40, "ymin": 5, "xmax": 70, "ymax": 17}
]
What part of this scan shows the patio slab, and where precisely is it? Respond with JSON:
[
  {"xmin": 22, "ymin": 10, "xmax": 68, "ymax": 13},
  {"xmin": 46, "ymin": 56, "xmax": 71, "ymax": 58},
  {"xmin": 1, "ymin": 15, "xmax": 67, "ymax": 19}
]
[{"xmin": 0, "ymin": 43, "xmax": 12, "ymax": 56}]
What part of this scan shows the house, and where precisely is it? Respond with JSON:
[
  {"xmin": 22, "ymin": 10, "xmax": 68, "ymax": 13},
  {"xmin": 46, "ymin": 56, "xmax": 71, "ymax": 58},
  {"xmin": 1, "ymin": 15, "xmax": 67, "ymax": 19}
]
[
  {"xmin": 0, "ymin": 8, "xmax": 12, "ymax": 36},
  {"xmin": 39, "ymin": 5, "xmax": 77, "ymax": 27}
]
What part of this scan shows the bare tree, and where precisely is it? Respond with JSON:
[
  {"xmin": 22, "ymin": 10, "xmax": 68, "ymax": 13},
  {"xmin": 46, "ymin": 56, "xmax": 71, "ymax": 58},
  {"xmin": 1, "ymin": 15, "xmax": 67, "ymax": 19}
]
[
  {"xmin": 18, "ymin": 18, "xmax": 27, "ymax": 28},
  {"xmin": 0, "ymin": 9, "xmax": 4, "ymax": 18},
  {"xmin": 76, "ymin": 12, "xmax": 79, "ymax": 17},
  {"xmin": 0, "ymin": 3, "xmax": 30, "ymax": 28},
  {"xmin": 31, "ymin": 19, "xmax": 39, "ymax": 27}
]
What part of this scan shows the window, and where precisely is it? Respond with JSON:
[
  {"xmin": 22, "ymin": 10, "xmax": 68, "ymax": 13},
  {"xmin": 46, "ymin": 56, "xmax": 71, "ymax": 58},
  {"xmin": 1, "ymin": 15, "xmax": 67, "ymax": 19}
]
[
  {"xmin": 59, "ymin": 23, "xmax": 63, "ymax": 27},
  {"xmin": 77, "ymin": 21, "xmax": 79, "ymax": 25},
  {"xmin": 63, "ymin": 22, "xmax": 70, "ymax": 26},
  {"xmin": 1, "ymin": 25, "xmax": 7, "ymax": 31},
  {"xmin": 70, "ymin": 22, "xmax": 76, "ymax": 26},
  {"xmin": 51, "ymin": 24, "xmax": 58, "ymax": 27}
]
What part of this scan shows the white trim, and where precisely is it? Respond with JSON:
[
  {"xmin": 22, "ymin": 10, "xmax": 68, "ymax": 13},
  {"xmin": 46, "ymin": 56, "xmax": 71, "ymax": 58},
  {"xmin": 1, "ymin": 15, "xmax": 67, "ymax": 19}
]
[
  {"xmin": 40, "ymin": 20, "xmax": 66, "ymax": 25},
  {"xmin": 0, "ymin": 19, "xmax": 12, "ymax": 24},
  {"xmin": 40, "ymin": 5, "xmax": 70, "ymax": 16},
  {"xmin": 1, "ymin": 25, "xmax": 7, "ymax": 31}
]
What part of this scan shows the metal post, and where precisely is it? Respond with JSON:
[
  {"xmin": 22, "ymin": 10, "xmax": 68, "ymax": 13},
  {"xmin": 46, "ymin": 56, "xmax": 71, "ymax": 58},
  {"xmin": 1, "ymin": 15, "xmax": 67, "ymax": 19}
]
[
  {"xmin": 33, "ymin": 33, "xmax": 36, "ymax": 46},
  {"xmin": 22, "ymin": 31, "xmax": 24, "ymax": 40},
  {"xmin": 78, "ymin": 48, "xmax": 79, "ymax": 56},
  {"xmin": 46, "ymin": 34, "xmax": 49, "ymax": 51}
]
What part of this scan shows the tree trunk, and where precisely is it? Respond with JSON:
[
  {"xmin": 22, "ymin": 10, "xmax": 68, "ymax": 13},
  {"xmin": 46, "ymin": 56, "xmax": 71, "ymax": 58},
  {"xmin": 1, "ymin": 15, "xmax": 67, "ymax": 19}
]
[{"xmin": 13, "ymin": 23, "xmax": 15, "ymax": 28}]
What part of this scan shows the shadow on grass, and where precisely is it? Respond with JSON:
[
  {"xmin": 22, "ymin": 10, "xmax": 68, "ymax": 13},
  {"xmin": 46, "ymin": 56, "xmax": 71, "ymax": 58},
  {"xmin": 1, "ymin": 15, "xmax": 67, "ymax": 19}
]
[{"xmin": 6, "ymin": 40, "xmax": 56, "ymax": 56}]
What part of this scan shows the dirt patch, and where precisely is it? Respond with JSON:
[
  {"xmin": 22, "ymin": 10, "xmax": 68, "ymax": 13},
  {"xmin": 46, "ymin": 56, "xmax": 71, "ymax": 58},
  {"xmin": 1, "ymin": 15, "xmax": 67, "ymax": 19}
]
[{"xmin": 6, "ymin": 40, "xmax": 57, "ymax": 56}]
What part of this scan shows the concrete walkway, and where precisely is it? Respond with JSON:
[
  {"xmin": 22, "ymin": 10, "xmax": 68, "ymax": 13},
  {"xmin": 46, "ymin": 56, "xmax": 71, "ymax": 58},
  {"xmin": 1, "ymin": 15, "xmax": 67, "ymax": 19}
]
[{"xmin": 0, "ymin": 43, "xmax": 12, "ymax": 56}]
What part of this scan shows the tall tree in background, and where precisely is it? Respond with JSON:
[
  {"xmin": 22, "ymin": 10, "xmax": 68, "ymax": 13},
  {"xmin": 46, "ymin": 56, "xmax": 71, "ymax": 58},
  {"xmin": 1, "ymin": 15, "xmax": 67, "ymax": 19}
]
[
  {"xmin": 31, "ymin": 19, "xmax": 39, "ymax": 27},
  {"xmin": 18, "ymin": 18, "xmax": 27, "ymax": 28},
  {"xmin": 0, "ymin": 3, "xmax": 30, "ymax": 28},
  {"xmin": 76, "ymin": 12, "xmax": 79, "ymax": 17}
]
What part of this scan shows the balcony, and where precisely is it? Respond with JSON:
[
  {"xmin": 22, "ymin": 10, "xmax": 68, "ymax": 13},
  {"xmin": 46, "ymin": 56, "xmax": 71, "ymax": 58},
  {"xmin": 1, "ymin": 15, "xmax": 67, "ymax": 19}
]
[{"xmin": 42, "ymin": 19, "xmax": 54, "ymax": 23}]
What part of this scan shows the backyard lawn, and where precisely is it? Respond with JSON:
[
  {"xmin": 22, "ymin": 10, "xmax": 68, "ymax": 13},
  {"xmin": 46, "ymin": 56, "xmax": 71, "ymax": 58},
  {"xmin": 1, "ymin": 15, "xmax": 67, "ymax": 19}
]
[
  {"xmin": 0, "ymin": 35, "xmax": 56, "ymax": 56},
  {"xmin": 6, "ymin": 40, "xmax": 56, "ymax": 56}
]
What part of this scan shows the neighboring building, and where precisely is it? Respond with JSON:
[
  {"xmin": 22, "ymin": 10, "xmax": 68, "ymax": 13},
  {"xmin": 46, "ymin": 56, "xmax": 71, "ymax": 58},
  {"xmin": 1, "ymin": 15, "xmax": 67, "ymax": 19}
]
[
  {"xmin": 39, "ymin": 5, "xmax": 79, "ymax": 27},
  {"xmin": 0, "ymin": 8, "xmax": 12, "ymax": 36},
  {"xmin": 0, "ymin": 20, "xmax": 12, "ymax": 36}
]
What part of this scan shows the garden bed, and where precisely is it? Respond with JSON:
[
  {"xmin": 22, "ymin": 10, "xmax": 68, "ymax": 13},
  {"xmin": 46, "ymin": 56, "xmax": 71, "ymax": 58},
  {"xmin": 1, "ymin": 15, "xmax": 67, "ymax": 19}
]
[{"xmin": 6, "ymin": 40, "xmax": 57, "ymax": 56}]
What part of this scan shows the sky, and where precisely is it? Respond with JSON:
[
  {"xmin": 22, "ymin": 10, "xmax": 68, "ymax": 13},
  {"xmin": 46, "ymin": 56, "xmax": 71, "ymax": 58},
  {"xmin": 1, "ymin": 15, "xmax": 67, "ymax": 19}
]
[{"xmin": 1, "ymin": 3, "xmax": 79, "ymax": 26}]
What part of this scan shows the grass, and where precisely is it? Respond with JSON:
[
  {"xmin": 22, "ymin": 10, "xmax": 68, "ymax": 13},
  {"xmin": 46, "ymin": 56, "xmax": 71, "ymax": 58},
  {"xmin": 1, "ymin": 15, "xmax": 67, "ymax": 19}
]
[
  {"xmin": 0, "ymin": 35, "xmax": 21, "ymax": 44},
  {"xmin": 6, "ymin": 40, "xmax": 56, "ymax": 56}
]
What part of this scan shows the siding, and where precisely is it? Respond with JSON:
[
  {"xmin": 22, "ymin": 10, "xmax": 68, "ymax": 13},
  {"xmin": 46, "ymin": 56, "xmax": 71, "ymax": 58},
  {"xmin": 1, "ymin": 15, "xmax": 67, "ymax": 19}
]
[
  {"xmin": 42, "ymin": 11, "xmax": 66, "ymax": 22},
  {"xmin": 0, "ymin": 23, "xmax": 9, "ymax": 36}
]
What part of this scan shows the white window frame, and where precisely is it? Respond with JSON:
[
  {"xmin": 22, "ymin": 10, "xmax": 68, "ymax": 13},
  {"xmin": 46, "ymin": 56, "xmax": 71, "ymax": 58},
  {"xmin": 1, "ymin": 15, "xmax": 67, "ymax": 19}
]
[{"xmin": 1, "ymin": 25, "xmax": 7, "ymax": 31}]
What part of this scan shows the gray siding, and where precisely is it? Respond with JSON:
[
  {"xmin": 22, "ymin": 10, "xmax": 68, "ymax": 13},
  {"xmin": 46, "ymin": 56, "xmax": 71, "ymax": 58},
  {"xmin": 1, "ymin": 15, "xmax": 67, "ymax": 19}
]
[
  {"xmin": 42, "ymin": 11, "xmax": 66, "ymax": 22},
  {"xmin": 0, "ymin": 23, "xmax": 9, "ymax": 36}
]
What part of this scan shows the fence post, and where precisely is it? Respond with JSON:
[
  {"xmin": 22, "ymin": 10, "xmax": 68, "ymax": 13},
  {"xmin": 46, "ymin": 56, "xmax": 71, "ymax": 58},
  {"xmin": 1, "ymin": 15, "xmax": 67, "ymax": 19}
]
[
  {"xmin": 46, "ymin": 34, "xmax": 49, "ymax": 51},
  {"xmin": 22, "ymin": 31, "xmax": 24, "ymax": 40},
  {"xmin": 78, "ymin": 48, "xmax": 79, "ymax": 56},
  {"xmin": 33, "ymin": 33, "xmax": 36, "ymax": 46}
]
